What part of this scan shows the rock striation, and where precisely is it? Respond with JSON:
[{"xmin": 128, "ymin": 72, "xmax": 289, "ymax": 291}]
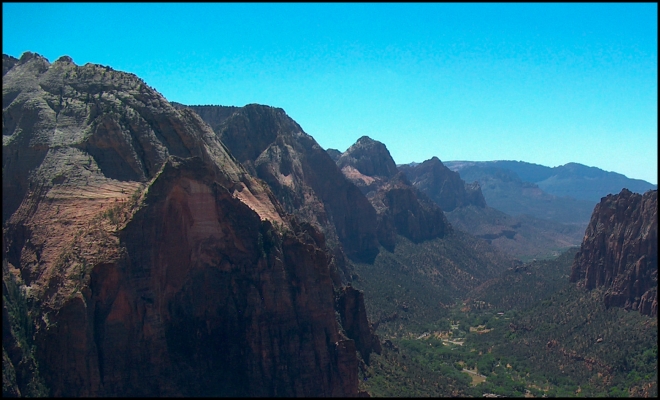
[
  {"xmin": 398, "ymin": 157, "xmax": 487, "ymax": 212},
  {"xmin": 570, "ymin": 189, "xmax": 658, "ymax": 316},
  {"xmin": 2, "ymin": 52, "xmax": 373, "ymax": 396},
  {"xmin": 185, "ymin": 104, "xmax": 380, "ymax": 265}
]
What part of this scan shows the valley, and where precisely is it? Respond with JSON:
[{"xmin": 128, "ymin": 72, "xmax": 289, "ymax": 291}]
[
  {"xmin": 357, "ymin": 248, "xmax": 658, "ymax": 397},
  {"xmin": 3, "ymin": 52, "xmax": 657, "ymax": 397}
]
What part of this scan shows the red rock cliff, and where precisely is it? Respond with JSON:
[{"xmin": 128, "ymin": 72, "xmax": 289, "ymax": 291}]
[
  {"xmin": 2, "ymin": 52, "xmax": 370, "ymax": 396},
  {"xmin": 399, "ymin": 156, "xmax": 487, "ymax": 212},
  {"xmin": 333, "ymin": 137, "xmax": 451, "ymax": 251},
  {"xmin": 570, "ymin": 189, "xmax": 658, "ymax": 316},
  {"xmin": 186, "ymin": 104, "xmax": 381, "ymax": 265}
]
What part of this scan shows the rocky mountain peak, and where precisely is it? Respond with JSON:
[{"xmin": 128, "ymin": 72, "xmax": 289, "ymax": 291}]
[
  {"xmin": 399, "ymin": 156, "xmax": 487, "ymax": 212},
  {"xmin": 337, "ymin": 135, "xmax": 398, "ymax": 179},
  {"xmin": 3, "ymin": 54, "xmax": 19, "ymax": 75},
  {"xmin": 17, "ymin": 51, "xmax": 49, "ymax": 65},
  {"xmin": 183, "ymin": 103, "xmax": 380, "ymax": 265},
  {"xmin": 212, "ymin": 104, "xmax": 305, "ymax": 170},
  {"xmin": 331, "ymin": 137, "xmax": 452, "ymax": 251},
  {"xmin": 6, "ymin": 51, "xmax": 50, "ymax": 75},
  {"xmin": 3, "ymin": 53, "xmax": 374, "ymax": 396},
  {"xmin": 3, "ymin": 52, "xmax": 245, "ymax": 221},
  {"xmin": 570, "ymin": 188, "xmax": 658, "ymax": 316},
  {"xmin": 326, "ymin": 148, "xmax": 342, "ymax": 162},
  {"xmin": 54, "ymin": 55, "xmax": 74, "ymax": 64}
]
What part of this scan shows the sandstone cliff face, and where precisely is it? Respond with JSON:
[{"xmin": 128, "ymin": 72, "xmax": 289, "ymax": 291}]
[
  {"xmin": 336, "ymin": 136, "xmax": 398, "ymax": 193},
  {"xmin": 332, "ymin": 137, "xmax": 451, "ymax": 251},
  {"xmin": 28, "ymin": 158, "xmax": 360, "ymax": 396},
  {"xmin": 3, "ymin": 52, "xmax": 275, "ymax": 223},
  {"xmin": 2, "ymin": 53, "xmax": 372, "ymax": 396},
  {"xmin": 570, "ymin": 189, "xmax": 658, "ymax": 316},
  {"xmin": 399, "ymin": 157, "xmax": 487, "ymax": 212},
  {"xmin": 370, "ymin": 173, "xmax": 451, "ymax": 251},
  {"xmin": 336, "ymin": 285, "xmax": 382, "ymax": 364},
  {"xmin": 186, "ymin": 104, "xmax": 380, "ymax": 265}
]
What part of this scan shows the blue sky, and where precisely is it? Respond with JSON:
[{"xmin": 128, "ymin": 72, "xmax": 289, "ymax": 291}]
[{"xmin": 3, "ymin": 3, "xmax": 657, "ymax": 184}]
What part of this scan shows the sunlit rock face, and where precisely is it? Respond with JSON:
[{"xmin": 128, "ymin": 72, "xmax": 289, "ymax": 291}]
[
  {"xmin": 570, "ymin": 189, "xmax": 658, "ymax": 317},
  {"xmin": 3, "ymin": 53, "xmax": 371, "ymax": 396},
  {"xmin": 185, "ymin": 103, "xmax": 381, "ymax": 265},
  {"xmin": 332, "ymin": 137, "xmax": 451, "ymax": 251},
  {"xmin": 337, "ymin": 135, "xmax": 399, "ymax": 190}
]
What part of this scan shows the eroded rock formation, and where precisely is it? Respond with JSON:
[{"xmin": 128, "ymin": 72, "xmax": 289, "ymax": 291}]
[
  {"xmin": 370, "ymin": 173, "xmax": 451, "ymax": 251},
  {"xmin": 570, "ymin": 189, "xmax": 658, "ymax": 316},
  {"xmin": 399, "ymin": 156, "xmax": 487, "ymax": 212},
  {"xmin": 332, "ymin": 137, "xmax": 451, "ymax": 251},
  {"xmin": 2, "ymin": 52, "xmax": 373, "ymax": 396},
  {"xmin": 336, "ymin": 285, "xmax": 382, "ymax": 364},
  {"xmin": 185, "ymin": 104, "xmax": 380, "ymax": 265},
  {"xmin": 336, "ymin": 136, "xmax": 398, "ymax": 193}
]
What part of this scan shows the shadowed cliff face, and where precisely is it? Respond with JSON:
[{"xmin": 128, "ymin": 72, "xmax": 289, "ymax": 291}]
[
  {"xmin": 398, "ymin": 157, "xmax": 487, "ymax": 212},
  {"xmin": 570, "ymin": 189, "xmax": 658, "ymax": 316},
  {"xmin": 332, "ymin": 137, "xmax": 451, "ymax": 251},
  {"xmin": 336, "ymin": 285, "xmax": 382, "ymax": 364},
  {"xmin": 369, "ymin": 173, "xmax": 451, "ymax": 251},
  {"xmin": 2, "ymin": 53, "xmax": 371, "ymax": 396},
  {"xmin": 186, "ymin": 104, "xmax": 380, "ymax": 265},
  {"xmin": 36, "ymin": 158, "xmax": 357, "ymax": 396}
]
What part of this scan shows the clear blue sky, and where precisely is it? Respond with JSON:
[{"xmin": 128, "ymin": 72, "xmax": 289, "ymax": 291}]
[{"xmin": 3, "ymin": 3, "xmax": 657, "ymax": 184}]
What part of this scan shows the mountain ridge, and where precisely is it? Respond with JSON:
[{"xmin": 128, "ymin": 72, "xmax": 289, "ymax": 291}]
[
  {"xmin": 4, "ymin": 51, "xmax": 656, "ymax": 398},
  {"xmin": 2, "ymin": 52, "xmax": 373, "ymax": 397},
  {"xmin": 443, "ymin": 160, "xmax": 656, "ymax": 203},
  {"xmin": 570, "ymin": 188, "xmax": 658, "ymax": 316}
]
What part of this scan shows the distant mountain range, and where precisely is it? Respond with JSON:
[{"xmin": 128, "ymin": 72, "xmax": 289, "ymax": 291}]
[
  {"xmin": 4, "ymin": 52, "xmax": 657, "ymax": 397},
  {"xmin": 333, "ymin": 140, "xmax": 587, "ymax": 261},
  {"xmin": 443, "ymin": 160, "xmax": 656, "ymax": 204}
]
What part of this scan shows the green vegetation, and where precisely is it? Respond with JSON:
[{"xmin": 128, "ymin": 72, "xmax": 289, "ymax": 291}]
[
  {"xmin": 358, "ymin": 247, "xmax": 657, "ymax": 397},
  {"xmin": 101, "ymin": 186, "xmax": 143, "ymax": 230},
  {"xmin": 464, "ymin": 247, "xmax": 578, "ymax": 311},
  {"xmin": 2, "ymin": 262, "xmax": 49, "ymax": 397},
  {"xmin": 351, "ymin": 232, "xmax": 513, "ymax": 338},
  {"xmin": 445, "ymin": 204, "xmax": 585, "ymax": 261},
  {"xmin": 358, "ymin": 339, "xmax": 474, "ymax": 397}
]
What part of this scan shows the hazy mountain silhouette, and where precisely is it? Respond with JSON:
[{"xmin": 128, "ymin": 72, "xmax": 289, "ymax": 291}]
[{"xmin": 445, "ymin": 160, "xmax": 656, "ymax": 204}]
